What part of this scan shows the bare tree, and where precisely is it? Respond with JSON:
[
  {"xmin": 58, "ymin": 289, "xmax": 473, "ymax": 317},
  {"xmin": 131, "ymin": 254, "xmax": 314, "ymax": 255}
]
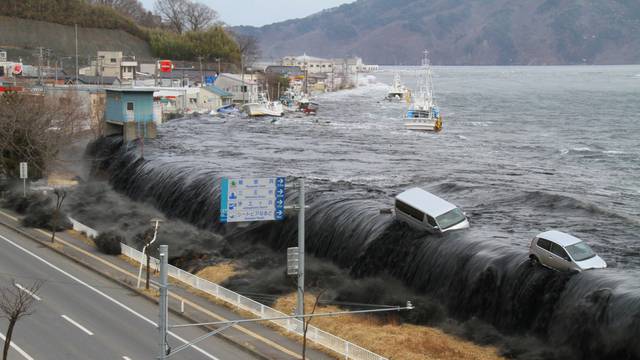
[
  {"xmin": 50, "ymin": 188, "xmax": 67, "ymax": 243},
  {"xmin": 0, "ymin": 280, "xmax": 42, "ymax": 360},
  {"xmin": 234, "ymin": 33, "xmax": 261, "ymax": 66},
  {"xmin": 154, "ymin": 0, "xmax": 188, "ymax": 33},
  {"xmin": 184, "ymin": 2, "xmax": 218, "ymax": 31},
  {"xmin": 0, "ymin": 92, "xmax": 85, "ymax": 179},
  {"xmin": 302, "ymin": 290, "xmax": 326, "ymax": 360}
]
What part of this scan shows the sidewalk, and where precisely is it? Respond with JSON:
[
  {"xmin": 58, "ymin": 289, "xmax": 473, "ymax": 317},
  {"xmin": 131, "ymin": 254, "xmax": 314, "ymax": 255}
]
[{"xmin": 0, "ymin": 208, "xmax": 335, "ymax": 360}]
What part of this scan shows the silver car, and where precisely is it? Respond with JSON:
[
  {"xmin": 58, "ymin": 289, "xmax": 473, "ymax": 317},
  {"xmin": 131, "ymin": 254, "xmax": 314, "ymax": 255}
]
[{"xmin": 529, "ymin": 230, "xmax": 606, "ymax": 272}]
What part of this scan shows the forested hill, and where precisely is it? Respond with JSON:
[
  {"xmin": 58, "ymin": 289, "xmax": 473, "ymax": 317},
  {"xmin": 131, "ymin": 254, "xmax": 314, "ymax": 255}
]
[{"xmin": 234, "ymin": 0, "xmax": 640, "ymax": 65}]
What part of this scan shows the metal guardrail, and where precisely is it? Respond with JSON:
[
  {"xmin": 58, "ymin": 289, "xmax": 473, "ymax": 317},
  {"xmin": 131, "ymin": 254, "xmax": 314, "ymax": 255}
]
[{"xmin": 121, "ymin": 243, "xmax": 387, "ymax": 360}]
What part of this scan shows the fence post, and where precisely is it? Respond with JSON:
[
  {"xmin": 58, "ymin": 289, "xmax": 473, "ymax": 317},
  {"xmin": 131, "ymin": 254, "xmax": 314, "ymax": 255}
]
[
  {"xmin": 260, "ymin": 304, "xmax": 265, "ymax": 317},
  {"xmin": 345, "ymin": 342, "xmax": 349, "ymax": 359}
]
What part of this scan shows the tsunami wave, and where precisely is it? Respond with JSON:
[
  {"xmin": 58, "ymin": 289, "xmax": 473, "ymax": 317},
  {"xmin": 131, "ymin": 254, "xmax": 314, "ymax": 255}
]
[{"xmin": 87, "ymin": 136, "xmax": 640, "ymax": 360}]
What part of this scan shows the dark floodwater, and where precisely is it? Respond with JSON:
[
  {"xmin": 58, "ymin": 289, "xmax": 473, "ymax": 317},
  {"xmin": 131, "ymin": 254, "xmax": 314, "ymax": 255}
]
[{"xmin": 150, "ymin": 66, "xmax": 640, "ymax": 268}]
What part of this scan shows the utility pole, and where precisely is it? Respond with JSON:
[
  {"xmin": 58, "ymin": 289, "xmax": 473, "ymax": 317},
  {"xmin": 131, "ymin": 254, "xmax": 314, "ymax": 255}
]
[
  {"xmin": 158, "ymin": 244, "xmax": 169, "ymax": 359},
  {"xmin": 74, "ymin": 23, "xmax": 79, "ymax": 86},
  {"xmin": 241, "ymin": 55, "xmax": 245, "ymax": 104},
  {"xmin": 215, "ymin": 58, "xmax": 221, "ymax": 74},
  {"xmin": 37, "ymin": 47, "xmax": 43, "ymax": 85},
  {"xmin": 296, "ymin": 179, "xmax": 305, "ymax": 325},
  {"xmin": 198, "ymin": 56, "xmax": 204, "ymax": 85}
]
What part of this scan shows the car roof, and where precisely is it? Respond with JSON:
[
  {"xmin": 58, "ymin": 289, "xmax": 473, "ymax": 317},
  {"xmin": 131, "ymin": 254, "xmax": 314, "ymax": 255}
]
[
  {"xmin": 396, "ymin": 187, "xmax": 458, "ymax": 217},
  {"xmin": 537, "ymin": 230, "xmax": 583, "ymax": 247}
]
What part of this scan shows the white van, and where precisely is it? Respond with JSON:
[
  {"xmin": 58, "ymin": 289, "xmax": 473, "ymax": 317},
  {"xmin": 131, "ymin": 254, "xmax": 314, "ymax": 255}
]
[{"xmin": 395, "ymin": 188, "xmax": 470, "ymax": 233}]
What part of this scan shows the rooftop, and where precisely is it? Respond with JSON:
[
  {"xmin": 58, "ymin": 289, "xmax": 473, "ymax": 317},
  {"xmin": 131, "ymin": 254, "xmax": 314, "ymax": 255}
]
[
  {"xmin": 537, "ymin": 230, "xmax": 583, "ymax": 247},
  {"xmin": 395, "ymin": 188, "xmax": 458, "ymax": 217}
]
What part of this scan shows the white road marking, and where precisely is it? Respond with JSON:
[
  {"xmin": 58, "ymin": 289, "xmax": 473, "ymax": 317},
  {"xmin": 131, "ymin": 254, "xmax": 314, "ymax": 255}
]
[
  {"xmin": 0, "ymin": 234, "xmax": 220, "ymax": 360},
  {"xmin": 61, "ymin": 315, "xmax": 94, "ymax": 336},
  {"xmin": 0, "ymin": 331, "xmax": 35, "ymax": 360},
  {"xmin": 14, "ymin": 283, "xmax": 41, "ymax": 301},
  {"xmin": 122, "ymin": 357, "xmax": 132, "ymax": 360}
]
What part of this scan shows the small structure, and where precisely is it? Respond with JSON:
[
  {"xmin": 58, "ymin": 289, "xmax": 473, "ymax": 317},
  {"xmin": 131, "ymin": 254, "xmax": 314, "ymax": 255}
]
[
  {"xmin": 104, "ymin": 89, "xmax": 157, "ymax": 141},
  {"xmin": 214, "ymin": 73, "xmax": 259, "ymax": 104},
  {"xmin": 198, "ymin": 85, "xmax": 233, "ymax": 112}
]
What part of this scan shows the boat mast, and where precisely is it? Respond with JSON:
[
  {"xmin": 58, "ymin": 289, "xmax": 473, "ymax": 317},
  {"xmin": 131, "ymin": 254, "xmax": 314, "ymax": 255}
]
[{"xmin": 420, "ymin": 50, "xmax": 434, "ymax": 106}]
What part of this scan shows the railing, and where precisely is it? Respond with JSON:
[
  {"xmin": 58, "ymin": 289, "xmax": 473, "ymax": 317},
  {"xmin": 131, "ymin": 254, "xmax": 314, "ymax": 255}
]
[{"xmin": 121, "ymin": 243, "xmax": 387, "ymax": 360}]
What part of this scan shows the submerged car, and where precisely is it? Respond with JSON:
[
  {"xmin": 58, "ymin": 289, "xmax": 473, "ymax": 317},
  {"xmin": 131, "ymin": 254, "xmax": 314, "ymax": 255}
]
[
  {"xmin": 395, "ymin": 187, "xmax": 470, "ymax": 233},
  {"xmin": 529, "ymin": 230, "xmax": 606, "ymax": 272}
]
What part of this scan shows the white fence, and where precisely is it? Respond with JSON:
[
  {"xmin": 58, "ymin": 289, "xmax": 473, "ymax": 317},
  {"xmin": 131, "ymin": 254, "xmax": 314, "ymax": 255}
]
[
  {"xmin": 121, "ymin": 243, "xmax": 387, "ymax": 360},
  {"xmin": 68, "ymin": 217, "xmax": 99, "ymax": 239}
]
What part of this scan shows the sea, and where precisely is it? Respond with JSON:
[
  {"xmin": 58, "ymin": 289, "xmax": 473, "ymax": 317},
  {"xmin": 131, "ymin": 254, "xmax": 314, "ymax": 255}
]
[{"xmin": 149, "ymin": 65, "xmax": 640, "ymax": 268}]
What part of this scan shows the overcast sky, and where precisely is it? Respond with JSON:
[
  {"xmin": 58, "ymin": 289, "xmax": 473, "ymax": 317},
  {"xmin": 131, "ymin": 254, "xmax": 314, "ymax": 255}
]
[{"xmin": 140, "ymin": 0, "xmax": 356, "ymax": 27}]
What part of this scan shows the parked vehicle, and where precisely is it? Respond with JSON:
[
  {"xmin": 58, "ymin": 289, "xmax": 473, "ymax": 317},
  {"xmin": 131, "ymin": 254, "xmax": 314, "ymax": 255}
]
[
  {"xmin": 395, "ymin": 187, "xmax": 469, "ymax": 233},
  {"xmin": 529, "ymin": 230, "xmax": 607, "ymax": 272}
]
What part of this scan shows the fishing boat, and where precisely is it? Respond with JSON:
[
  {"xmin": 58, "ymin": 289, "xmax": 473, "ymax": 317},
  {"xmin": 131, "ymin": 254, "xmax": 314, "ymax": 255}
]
[
  {"xmin": 243, "ymin": 92, "xmax": 284, "ymax": 117},
  {"xmin": 404, "ymin": 50, "xmax": 443, "ymax": 132},
  {"xmin": 299, "ymin": 99, "xmax": 319, "ymax": 115},
  {"xmin": 386, "ymin": 73, "xmax": 408, "ymax": 101}
]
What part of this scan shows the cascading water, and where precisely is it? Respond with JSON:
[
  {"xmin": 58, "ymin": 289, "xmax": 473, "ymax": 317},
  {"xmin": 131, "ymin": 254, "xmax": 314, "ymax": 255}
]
[{"xmin": 86, "ymin": 66, "xmax": 640, "ymax": 359}]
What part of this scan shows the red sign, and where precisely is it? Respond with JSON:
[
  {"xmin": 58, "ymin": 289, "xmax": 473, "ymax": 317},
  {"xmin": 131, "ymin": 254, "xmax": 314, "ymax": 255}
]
[
  {"xmin": 12, "ymin": 63, "xmax": 22, "ymax": 75},
  {"xmin": 159, "ymin": 60, "xmax": 173, "ymax": 73}
]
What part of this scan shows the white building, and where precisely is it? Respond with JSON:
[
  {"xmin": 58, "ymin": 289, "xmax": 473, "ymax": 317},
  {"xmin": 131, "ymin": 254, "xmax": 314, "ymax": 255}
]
[
  {"xmin": 282, "ymin": 54, "xmax": 334, "ymax": 74},
  {"xmin": 214, "ymin": 73, "xmax": 259, "ymax": 103}
]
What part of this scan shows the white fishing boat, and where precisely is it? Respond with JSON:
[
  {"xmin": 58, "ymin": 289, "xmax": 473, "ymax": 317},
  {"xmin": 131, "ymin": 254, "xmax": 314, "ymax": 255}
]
[
  {"xmin": 404, "ymin": 50, "xmax": 443, "ymax": 132},
  {"xmin": 386, "ymin": 73, "xmax": 408, "ymax": 101},
  {"xmin": 243, "ymin": 92, "xmax": 284, "ymax": 117}
]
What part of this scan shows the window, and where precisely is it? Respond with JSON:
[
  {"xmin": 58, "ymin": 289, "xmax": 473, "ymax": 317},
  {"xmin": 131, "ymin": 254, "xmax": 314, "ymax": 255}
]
[
  {"xmin": 426, "ymin": 215, "xmax": 437, "ymax": 227},
  {"xmin": 110, "ymin": 58, "xmax": 117, "ymax": 63},
  {"xmin": 566, "ymin": 242, "xmax": 596, "ymax": 261},
  {"xmin": 126, "ymin": 102, "xmax": 134, "ymax": 111},
  {"xmin": 395, "ymin": 200, "xmax": 424, "ymax": 222},
  {"xmin": 241, "ymin": 85, "xmax": 247, "ymax": 93},
  {"xmin": 550, "ymin": 243, "xmax": 570, "ymax": 261},
  {"xmin": 436, "ymin": 208, "xmax": 466, "ymax": 229},
  {"xmin": 536, "ymin": 238, "xmax": 551, "ymax": 251}
]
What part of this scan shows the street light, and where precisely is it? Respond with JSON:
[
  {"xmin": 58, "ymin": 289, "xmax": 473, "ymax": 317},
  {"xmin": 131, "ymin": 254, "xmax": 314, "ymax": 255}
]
[{"xmin": 137, "ymin": 218, "xmax": 163, "ymax": 289}]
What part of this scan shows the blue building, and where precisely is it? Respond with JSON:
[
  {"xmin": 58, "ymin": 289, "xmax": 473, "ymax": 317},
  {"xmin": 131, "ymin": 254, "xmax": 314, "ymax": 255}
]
[{"xmin": 104, "ymin": 89, "xmax": 157, "ymax": 141}]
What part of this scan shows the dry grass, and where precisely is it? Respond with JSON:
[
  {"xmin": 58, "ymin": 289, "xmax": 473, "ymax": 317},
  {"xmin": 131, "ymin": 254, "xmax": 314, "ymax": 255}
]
[
  {"xmin": 66, "ymin": 229, "xmax": 96, "ymax": 247},
  {"xmin": 195, "ymin": 262, "xmax": 239, "ymax": 284},
  {"xmin": 273, "ymin": 294, "xmax": 505, "ymax": 360}
]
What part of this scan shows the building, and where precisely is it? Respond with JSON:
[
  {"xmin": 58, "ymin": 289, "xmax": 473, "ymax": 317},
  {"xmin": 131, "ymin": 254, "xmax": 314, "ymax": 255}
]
[
  {"xmin": 104, "ymin": 89, "xmax": 158, "ymax": 141},
  {"xmin": 282, "ymin": 54, "xmax": 334, "ymax": 74},
  {"xmin": 80, "ymin": 51, "xmax": 139, "ymax": 82},
  {"xmin": 214, "ymin": 73, "xmax": 259, "ymax": 103},
  {"xmin": 197, "ymin": 85, "xmax": 233, "ymax": 112},
  {"xmin": 265, "ymin": 65, "xmax": 303, "ymax": 77}
]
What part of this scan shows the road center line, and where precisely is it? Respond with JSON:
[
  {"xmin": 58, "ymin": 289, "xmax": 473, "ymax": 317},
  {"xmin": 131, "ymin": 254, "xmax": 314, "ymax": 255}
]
[
  {"xmin": 61, "ymin": 315, "xmax": 94, "ymax": 336},
  {"xmin": 0, "ymin": 234, "xmax": 219, "ymax": 360},
  {"xmin": 14, "ymin": 283, "xmax": 42, "ymax": 301},
  {"xmin": 0, "ymin": 331, "xmax": 35, "ymax": 360}
]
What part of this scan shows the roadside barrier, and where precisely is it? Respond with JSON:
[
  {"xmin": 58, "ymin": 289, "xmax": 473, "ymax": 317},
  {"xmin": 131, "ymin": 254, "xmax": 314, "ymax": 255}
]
[{"xmin": 121, "ymin": 243, "xmax": 388, "ymax": 360}]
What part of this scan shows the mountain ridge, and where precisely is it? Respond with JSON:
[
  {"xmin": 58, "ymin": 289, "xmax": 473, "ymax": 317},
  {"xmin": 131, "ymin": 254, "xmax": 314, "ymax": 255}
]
[{"xmin": 233, "ymin": 0, "xmax": 640, "ymax": 65}]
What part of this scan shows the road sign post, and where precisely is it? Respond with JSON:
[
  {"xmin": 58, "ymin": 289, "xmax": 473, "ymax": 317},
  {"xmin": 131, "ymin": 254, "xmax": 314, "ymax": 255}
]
[
  {"xmin": 158, "ymin": 245, "xmax": 169, "ymax": 360},
  {"xmin": 19, "ymin": 162, "xmax": 27, "ymax": 197},
  {"xmin": 296, "ymin": 178, "xmax": 305, "ymax": 324}
]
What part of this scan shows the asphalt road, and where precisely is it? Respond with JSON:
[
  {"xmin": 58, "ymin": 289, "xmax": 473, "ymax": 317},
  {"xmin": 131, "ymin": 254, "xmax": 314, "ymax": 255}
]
[{"xmin": 0, "ymin": 225, "xmax": 259, "ymax": 360}]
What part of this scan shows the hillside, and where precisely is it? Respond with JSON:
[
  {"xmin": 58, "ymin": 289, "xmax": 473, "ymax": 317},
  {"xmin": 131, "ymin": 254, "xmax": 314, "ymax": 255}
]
[
  {"xmin": 234, "ymin": 0, "xmax": 640, "ymax": 65},
  {"xmin": 0, "ymin": 16, "xmax": 153, "ymax": 65}
]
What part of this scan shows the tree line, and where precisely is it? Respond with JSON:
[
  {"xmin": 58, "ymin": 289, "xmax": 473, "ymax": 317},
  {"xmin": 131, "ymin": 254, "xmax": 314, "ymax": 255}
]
[{"xmin": 0, "ymin": 0, "xmax": 246, "ymax": 63}]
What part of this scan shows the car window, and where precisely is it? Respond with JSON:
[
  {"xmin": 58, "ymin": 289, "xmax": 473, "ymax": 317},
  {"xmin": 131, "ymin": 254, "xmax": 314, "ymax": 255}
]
[
  {"xmin": 395, "ymin": 200, "xmax": 425, "ymax": 222},
  {"xmin": 536, "ymin": 238, "xmax": 551, "ymax": 251},
  {"xmin": 550, "ymin": 243, "xmax": 570, "ymax": 261},
  {"xmin": 426, "ymin": 215, "xmax": 437, "ymax": 227}
]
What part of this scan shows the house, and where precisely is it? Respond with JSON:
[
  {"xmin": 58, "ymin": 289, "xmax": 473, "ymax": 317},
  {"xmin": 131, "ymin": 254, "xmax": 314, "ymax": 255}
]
[
  {"xmin": 197, "ymin": 85, "xmax": 233, "ymax": 112},
  {"xmin": 104, "ymin": 89, "xmax": 158, "ymax": 141},
  {"xmin": 282, "ymin": 54, "xmax": 334, "ymax": 74},
  {"xmin": 214, "ymin": 73, "xmax": 259, "ymax": 104},
  {"xmin": 79, "ymin": 51, "xmax": 138, "ymax": 81}
]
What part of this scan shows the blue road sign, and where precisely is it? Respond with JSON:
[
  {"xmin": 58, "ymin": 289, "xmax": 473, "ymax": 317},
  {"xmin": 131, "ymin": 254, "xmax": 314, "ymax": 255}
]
[{"xmin": 220, "ymin": 177, "xmax": 286, "ymax": 223}]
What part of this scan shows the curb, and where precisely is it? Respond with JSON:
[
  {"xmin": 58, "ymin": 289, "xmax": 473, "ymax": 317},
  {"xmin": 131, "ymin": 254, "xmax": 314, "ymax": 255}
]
[{"xmin": 0, "ymin": 216, "xmax": 271, "ymax": 360}]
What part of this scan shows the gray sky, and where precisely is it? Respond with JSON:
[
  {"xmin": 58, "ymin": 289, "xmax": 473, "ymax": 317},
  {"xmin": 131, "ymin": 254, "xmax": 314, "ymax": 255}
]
[{"xmin": 140, "ymin": 0, "xmax": 356, "ymax": 27}]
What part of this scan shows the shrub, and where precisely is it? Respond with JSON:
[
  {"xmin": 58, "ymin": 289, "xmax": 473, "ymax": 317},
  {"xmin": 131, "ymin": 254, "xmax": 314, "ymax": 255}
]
[{"xmin": 94, "ymin": 231, "xmax": 123, "ymax": 255}]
